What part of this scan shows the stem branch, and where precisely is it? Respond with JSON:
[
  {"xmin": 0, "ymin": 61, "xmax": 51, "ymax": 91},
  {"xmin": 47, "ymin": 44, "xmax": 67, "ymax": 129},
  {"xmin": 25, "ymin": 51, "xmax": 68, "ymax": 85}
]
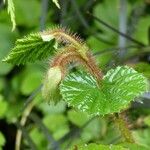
[{"xmin": 114, "ymin": 113, "xmax": 134, "ymax": 143}]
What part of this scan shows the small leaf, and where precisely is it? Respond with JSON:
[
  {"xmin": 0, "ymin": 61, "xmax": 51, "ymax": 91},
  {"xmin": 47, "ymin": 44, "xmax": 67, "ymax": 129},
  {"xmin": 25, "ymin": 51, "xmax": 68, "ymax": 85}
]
[
  {"xmin": 60, "ymin": 66, "xmax": 148, "ymax": 115},
  {"xmin": 3, "ymin": 33, "xmax": 56, "ymax": 65},
  {"xmin": 52, "ymin": 0, "xmax": 60, "ymax": 9}
]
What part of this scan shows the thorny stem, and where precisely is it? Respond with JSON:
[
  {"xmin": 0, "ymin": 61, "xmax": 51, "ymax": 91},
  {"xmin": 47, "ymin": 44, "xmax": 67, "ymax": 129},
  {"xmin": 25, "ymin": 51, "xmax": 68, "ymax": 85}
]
[
  {"xmin": 114, "ymin": 113, "xmax": 134, "ymax": 143},
  {"xmin": 51, "ymin": 47, "xmax": 103, "ymax": 80}
]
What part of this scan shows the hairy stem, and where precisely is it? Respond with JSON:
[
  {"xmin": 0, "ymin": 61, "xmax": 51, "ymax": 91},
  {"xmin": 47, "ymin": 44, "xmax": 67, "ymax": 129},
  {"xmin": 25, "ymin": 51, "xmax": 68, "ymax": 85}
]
[
  {"xmin": 51, "ymin": 47, "xmax": 103, "ymax": 80},
  {"xmin": 114, "ymin": 113, "xmax": 134, "ymax": 143}
]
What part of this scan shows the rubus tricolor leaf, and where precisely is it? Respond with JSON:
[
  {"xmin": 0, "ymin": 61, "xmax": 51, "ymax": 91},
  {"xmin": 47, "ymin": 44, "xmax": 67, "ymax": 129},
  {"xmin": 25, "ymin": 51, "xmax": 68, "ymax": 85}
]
[{"xmin": 60, "ymin": 66, "xmax": 148, "ymax": 116}]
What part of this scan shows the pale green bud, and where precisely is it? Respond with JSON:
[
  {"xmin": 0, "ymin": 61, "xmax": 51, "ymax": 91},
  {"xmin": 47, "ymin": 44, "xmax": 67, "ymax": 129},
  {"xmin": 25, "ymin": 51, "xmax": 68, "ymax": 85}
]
[{"xmin": 42, "ymin": 66, "xmax": 62, "ymax": 104}]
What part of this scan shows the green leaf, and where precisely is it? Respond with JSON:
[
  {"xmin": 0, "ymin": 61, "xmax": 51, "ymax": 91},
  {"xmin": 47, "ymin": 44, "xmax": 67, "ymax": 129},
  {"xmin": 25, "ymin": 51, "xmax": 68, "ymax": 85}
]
[
  {"xmin": 133, "ymin": 129, "xmax": 150, "ymax": 148},
  {"xmin": 43, "ymin": 114, "xmax": 69, "ymax": 140},
  {"xmin": 14, "ymin": 0, "xmax": 41, "ymax": 27},
  {"xmin": 20, "ymin": 69, "xmax": 43, "ymax": 95},
  {"xmin": 134, "ymin": 16, "xmax": 150, "ymax": 45},
  {"xmin": 67, "ymin": 110, "xmax": 89, "ymax": 127},
  {"xmin": 0, "ymin": 95, "xmax": 8, "ymax": 118},
  {"xmin": 81, "ymin": 117, "xmax": 106, "ymax": 142},
  {"xmin": 135, "ymin": 62, "xmax": 150, "ymax": 79},
  {"xmin": 71, "ymin": 143, "xmax": 126, "ymax": 150},
  {"xmin": 144, "ymin": 116, "xmax": 150, "ymax": 126},
  {"xmin": 0, "ymin": 23, "xmax": 18, "ymax": 75},
  {"xmin": 30, "ymin": 127, "xmax": 47, "ymax": 149},
  {"xmin": 60, "ymin": 66, "xmax": 148, "ymax": 115},
  {"xmin": 0, "ymin": 132, "xmax": 6, "ymax": 147},
  {"xmin": 93, "ymin": 0, "xmax": 131, "ymax": 43},
  {"xmin": 3, "ymin": 33, "xmax": 56, "ymax": 65},
  {"xmin": 102, "ymin": 66, "xmax": 148, "ymax": 113}
]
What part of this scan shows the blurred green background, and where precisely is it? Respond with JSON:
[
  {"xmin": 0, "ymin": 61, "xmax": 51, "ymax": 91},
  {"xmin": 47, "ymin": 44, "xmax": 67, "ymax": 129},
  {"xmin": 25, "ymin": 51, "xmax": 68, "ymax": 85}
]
[{"xmin": 0, "ymin": 0, "xmax": 150, "ymax": 149}]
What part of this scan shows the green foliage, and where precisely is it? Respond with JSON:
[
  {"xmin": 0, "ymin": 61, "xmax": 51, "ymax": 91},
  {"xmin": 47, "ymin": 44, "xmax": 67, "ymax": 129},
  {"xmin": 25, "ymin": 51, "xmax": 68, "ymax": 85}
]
[
  {"xmin": 0, "ymin": 95, "xmax": 8, "ymax": 118},
  {"xmin": 0, "ymin": 132, "xmax": 6, "ymax": 147},
  {"xmin": 134, "ymin": 16, "xmax": 150, "ymax": 45},
  {"xmin": 43, "ymin": 114, "xmax": 69, "ymax": 140},
  {"xmin": 0, "ymin": 23, "xmax": 18, "ymax": 75},
  {"xmin": 60, "ymin": 66, "xmax": 148, "ymax": 115},
  {"xmin": 67, "ymin": 110, "xmax": 89, "ymax": 127},
  {"xmin": 133, "ymin": 129, "xmax": 150, "ymax": 148},
  {"xmin": 3, "ymin": 33, "xmax": 56, "ymax": 65},
  {"xmin": 144, "ymin": 116, "xmax": 150, "ymax": 127},
  {"xmin": 80, "ymin": 117, "xmax": 105, "ymax": 142},
  {"xmin": 135, "ymin": 62, "xmax": 150, "ymax": 78},
  {"xmin": 1, "ymin": 0, "xmax": 150, "ymax": 149},
  {"xmin": 14, "ymin": 0, "xmax": 41, "ymax": 27},
  {"xmin": 30, "ymin": 128, "xmax": 46, "ymax": 149},
  {"xmin": 20, "ymin": 68, "xmax": 43, "ymax": 95}
]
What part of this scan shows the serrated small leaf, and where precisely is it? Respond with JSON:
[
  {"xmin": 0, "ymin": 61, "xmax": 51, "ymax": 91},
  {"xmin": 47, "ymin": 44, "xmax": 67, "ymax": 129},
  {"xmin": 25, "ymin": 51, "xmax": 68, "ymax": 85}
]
[
  {"xmin": 60, "ymin": 66, "xmax": 148, "ymax": 115},
  {"xmin": 3, "ymin": 33, "xmax": 56, "ymax": 65}
]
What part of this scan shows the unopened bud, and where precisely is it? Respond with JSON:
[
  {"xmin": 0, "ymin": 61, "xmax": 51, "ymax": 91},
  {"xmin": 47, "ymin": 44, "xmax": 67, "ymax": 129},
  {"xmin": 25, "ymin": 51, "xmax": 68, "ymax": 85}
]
[{"xmin": 42, "ymin": 66, "xmax": 62, "ymax": 104}]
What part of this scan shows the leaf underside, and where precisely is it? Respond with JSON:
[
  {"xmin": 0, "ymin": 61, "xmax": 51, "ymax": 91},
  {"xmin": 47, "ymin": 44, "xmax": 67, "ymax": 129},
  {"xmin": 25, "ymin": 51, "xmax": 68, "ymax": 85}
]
[
  {"xmin": 60, "ymin": 66, "xmax": 148, "ymax": 116},
  {"xmin": 2, "ymin": 33, "xmax": 56, "ymax": 65}
]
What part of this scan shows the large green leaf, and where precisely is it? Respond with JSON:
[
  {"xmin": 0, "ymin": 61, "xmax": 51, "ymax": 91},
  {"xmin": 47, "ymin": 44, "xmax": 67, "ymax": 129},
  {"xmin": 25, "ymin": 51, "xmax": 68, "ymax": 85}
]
[
  {"xmin": 3, "ymin": 33, "xmax": 56, "ymax": 65},
  {"xmin": 60, "ymin": 66, "xmax": 148, "ymax": 115}
]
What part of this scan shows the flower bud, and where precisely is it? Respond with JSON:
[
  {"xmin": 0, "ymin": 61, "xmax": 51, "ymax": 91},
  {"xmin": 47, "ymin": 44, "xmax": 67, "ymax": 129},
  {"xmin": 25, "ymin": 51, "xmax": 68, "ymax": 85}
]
[{"xmin": 42, "ymin": 66, "xmax": 62, "ymax": 104}]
